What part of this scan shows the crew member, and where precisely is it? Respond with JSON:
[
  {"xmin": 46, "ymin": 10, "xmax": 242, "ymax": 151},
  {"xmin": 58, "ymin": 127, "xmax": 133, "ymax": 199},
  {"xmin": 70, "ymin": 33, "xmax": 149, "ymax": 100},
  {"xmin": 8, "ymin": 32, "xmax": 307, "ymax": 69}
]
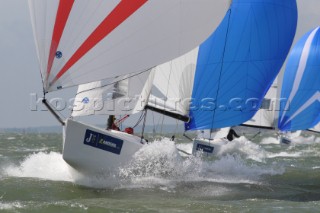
[{"xmin": 227, "ymin": 128, "xmax": 240, "ymax": 141}]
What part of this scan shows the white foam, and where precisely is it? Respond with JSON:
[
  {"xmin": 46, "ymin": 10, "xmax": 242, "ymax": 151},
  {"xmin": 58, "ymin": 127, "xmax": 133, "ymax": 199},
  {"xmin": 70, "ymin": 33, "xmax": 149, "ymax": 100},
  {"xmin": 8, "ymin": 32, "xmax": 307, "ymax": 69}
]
[
  {"xmin": 315, "ymin": 137, "xmax": 320, "ymax": 143},
  {"xmin": 0, "ymin": 201, "xmax": 24, "ymax": 210},
  {"xmin": 291, "ymin": 135, "xmax": 316, "ymax": 144},
  {"xmin": 19, "ymin": 148, "xmax": 49, "ymax": 153},
  {"xmin": 192, "ymin": 154, "xmax": 284, "ymax": 184},
  {"xmin": 6, "ymin": 137, "xmax": 16, "ymax": 140},
  {"xmin": 117, "ymin": 139, "xmax": 283, "ymax": 188},
  {"xmin": 175, "ymin": 143, "xmax": 193, "ymax": 156},
  {"xmin": 260, "ymin": 135, "xmax": 319, "ymax": 145},
  {"xmin": 260, "ymin": 137, "xmax": 280, "ymax": 145},
  {"xmin": 217, "ymin": 136, "xmax": 267, "ymax": 162},
  {"xmin": 119, "ymin": 139, "xmax": 183, "ymax": 179},
  {"xmin": 267, "ymin": 151, "xmax": 302, "ymax": 158},
  {"xmin": 0, "ymin": 201, "xmax": 88, "ymax": 211},
  {"xmin": 5, "ymin": 152, "xmax": 73, "ymax": 182},
  {"xmin": 2, "ymin": 138, "xmax": 285, "ymax": 189}
]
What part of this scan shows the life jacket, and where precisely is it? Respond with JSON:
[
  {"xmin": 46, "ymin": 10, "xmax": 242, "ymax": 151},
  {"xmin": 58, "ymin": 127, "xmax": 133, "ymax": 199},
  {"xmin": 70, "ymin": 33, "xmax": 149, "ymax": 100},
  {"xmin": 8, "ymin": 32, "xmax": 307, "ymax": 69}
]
[{"xmin": 111, "ymin": 123, "xmax": 120, "ymax": 131}]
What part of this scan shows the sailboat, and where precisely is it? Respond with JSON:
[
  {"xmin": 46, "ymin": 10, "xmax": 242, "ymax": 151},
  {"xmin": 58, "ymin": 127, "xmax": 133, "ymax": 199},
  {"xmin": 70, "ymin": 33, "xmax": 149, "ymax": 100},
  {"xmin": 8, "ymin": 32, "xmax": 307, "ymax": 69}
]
[
  {"xmin": 146, "ymin": 0, "xmax": 298, "ymax": 155},
  {"xmin": 65, "ymin": 70, "xmax": 156, "ymax": 173},
  {"xmin": 277, "ymin": 26, "xmax": 320, "ymax": 143},
  {"xmin": 29, "ymin": 1, "xmax": 230, "ymax": 174},
  {"xmin": 240, "ymin": 78, "xmax": 301, "ymax": 144},
  {"xmin": 242, "ymin": 27, "xmax": 320, "ymax": 144}
]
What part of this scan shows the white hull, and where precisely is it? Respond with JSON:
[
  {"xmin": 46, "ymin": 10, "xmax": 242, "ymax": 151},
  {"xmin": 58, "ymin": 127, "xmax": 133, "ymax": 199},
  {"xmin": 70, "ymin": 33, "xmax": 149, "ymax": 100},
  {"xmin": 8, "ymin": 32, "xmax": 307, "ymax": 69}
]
[
  {"xmin": 192, "ymin": 138, "xmax": 227, "ymax": 156},
  {"xmin": 63, "ymin": 119, "xmax": 144, "ymax": 175}
]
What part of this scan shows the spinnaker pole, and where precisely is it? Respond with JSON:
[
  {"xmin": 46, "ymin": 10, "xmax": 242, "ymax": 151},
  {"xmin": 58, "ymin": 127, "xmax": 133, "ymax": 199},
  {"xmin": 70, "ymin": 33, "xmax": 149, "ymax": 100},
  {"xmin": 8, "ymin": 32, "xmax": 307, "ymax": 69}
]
[{"xmin": 42, "ymin": 98, "xmax": 65, "ymax": 126}]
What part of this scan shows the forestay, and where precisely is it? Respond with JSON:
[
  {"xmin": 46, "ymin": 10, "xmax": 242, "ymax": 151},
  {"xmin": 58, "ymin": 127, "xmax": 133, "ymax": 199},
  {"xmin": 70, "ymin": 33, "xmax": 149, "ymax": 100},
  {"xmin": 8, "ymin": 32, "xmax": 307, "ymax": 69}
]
[
  {"xmin": 186, "ymin": 0, "xmax": 298, "ymax": 130},
  {"xmin": 278, "ymin": 27, "xmax": 320, "ymax": 131},
  {"xmin": 28, "ymin": 0, "xmax": 229, "ymax": 93}
]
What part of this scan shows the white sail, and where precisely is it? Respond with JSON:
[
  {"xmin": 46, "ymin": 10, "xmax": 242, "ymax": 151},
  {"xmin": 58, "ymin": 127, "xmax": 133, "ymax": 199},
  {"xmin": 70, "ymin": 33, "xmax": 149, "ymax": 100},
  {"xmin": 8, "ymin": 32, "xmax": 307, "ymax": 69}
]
[
  {"xmin": 72, "ymin": 70, "xmax": 154, "ymax": 117},
  {"xmin": 244, "ymin": 78, "xmax": 279, "ymax": 129},
  {"xmin": 309, "ymin": 122, "xmax": 320, "ymax": 133},
  {"xmin": 28, "ymin": 0, "xmax": 229, "ymax": 92},
  {"xmin": 148, "ymin": 47, "xmax": 198, "ymax": 116},
  {"xmin": 197, "ymin": 128, "xmax": 230, "ymax": 140}
]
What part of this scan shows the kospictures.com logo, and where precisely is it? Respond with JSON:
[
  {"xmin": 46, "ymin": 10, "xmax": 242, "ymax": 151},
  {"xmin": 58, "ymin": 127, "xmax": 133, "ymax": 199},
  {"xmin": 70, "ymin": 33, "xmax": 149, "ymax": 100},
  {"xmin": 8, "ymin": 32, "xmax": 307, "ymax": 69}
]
[{"xmin": 29, "ymin": 93, "xmax": 290, "ymax": 113}]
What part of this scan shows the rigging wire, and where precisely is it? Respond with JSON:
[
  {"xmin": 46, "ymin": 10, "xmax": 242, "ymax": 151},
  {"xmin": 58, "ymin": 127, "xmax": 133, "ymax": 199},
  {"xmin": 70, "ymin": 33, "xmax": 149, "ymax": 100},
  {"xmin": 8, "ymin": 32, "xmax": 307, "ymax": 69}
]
[
  {"xmin": 152, "ymin": 111, "xmax": 156, "ymax": 139},
  {"xmin": 132, "ymin": 110, "xmax": 146, "ymax": 129},
  {"xmin": 209, "ymin": 9, "xmax": 232, "ymax": 138},
  {"xmin": 141, "ymin": 109, "xmax": 148, "ymax": 142}
]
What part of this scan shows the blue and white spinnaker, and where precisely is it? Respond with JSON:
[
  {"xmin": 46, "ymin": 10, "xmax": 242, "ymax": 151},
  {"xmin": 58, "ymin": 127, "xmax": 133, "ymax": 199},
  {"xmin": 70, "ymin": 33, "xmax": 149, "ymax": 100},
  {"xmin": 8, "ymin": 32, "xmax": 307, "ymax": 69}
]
[
  {"xmin": 278, "ymin": 27, "xmax": 320, "ymax": 131},
  {"xmin": 186, "ymin": 0, "xmax": 298, "ymax": 130}
]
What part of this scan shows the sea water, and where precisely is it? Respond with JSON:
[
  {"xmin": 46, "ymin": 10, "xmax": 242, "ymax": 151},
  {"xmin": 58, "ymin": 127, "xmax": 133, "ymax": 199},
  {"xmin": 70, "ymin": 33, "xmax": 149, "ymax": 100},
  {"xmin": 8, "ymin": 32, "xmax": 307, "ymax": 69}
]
[{"xmin": 0, "ymin": 132, "xmax": 320, "ymax": 212}]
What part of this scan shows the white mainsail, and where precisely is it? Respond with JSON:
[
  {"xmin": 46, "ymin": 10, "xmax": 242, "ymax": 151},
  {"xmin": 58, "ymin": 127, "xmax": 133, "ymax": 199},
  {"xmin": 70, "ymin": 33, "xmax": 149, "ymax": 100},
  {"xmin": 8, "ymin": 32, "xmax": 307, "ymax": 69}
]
[
  {"xmin": 243, "ymin": 79, "xmax": 280, "ymax": 129},
  {"xmin": 148, "ymin": 47, "xmax": 198, "ymax": 117},
  {"xmin": 29, "ymin": 0, "xmax": 229, "ymax": 92},
  {"xmin": 309, "ymin": 122, "xmax": 320, "ymax": 133},
  {"xmin": 72, "ymin": 70, "xmax": 155, "ymax": 117}
]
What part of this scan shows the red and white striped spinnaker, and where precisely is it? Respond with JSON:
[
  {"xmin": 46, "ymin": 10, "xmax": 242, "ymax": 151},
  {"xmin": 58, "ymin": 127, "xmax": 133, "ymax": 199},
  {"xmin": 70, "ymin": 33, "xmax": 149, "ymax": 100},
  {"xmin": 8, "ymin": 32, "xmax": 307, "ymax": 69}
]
[{"xmin": 28, "ymin": 0, "xmax": 229, "ymax": 92}]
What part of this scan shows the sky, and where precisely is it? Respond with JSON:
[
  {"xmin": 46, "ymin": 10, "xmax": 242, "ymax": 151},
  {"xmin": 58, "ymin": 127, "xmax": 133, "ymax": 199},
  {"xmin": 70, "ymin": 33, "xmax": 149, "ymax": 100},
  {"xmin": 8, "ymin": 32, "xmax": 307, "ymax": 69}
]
[{"xmin": 0, "ymin": 0, "xmax": 320, "ymax": 129}]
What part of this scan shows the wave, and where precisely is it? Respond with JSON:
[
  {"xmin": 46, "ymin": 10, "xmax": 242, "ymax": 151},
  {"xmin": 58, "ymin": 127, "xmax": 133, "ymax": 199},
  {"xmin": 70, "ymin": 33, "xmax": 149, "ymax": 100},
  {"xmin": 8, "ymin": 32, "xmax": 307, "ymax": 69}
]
[
  {"xmin": 117, "ymin": 139, "xmax": 283, "ymax": 189},
  {"xmin": 292, "ymin": 135, "xmax": 318, "ymax": 144},
  {"xmin": 6, "ymin": 137, "xmax": 16, "ymax": 140},
  {"xmin": 260, "ymin": 134, "xmax": 320, "ymax": 145},
  {"xmin": 4, "ymin": 152, "xmax": 73, "ymax": 182},
  {"xmin": 0, "ymin": 201, "xmax": 24, "ymax": 211},
  {"xmin": 3, "ymin": 138, "xmax": 285, "ymax": 189},
  {"xmin": 267, "ymin": 151, "xmax": 302, "ymax": 158},
  {"xmin": 260, "ymin": 137, "xmax": 280, "ymax": 145},
  {"xmin": 216, "ymin": 136, "xmax": 267, "ymax": 162},
  {"xmin": 0, "ymin": 201, "xmax": 88, "ymax": 212}
]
